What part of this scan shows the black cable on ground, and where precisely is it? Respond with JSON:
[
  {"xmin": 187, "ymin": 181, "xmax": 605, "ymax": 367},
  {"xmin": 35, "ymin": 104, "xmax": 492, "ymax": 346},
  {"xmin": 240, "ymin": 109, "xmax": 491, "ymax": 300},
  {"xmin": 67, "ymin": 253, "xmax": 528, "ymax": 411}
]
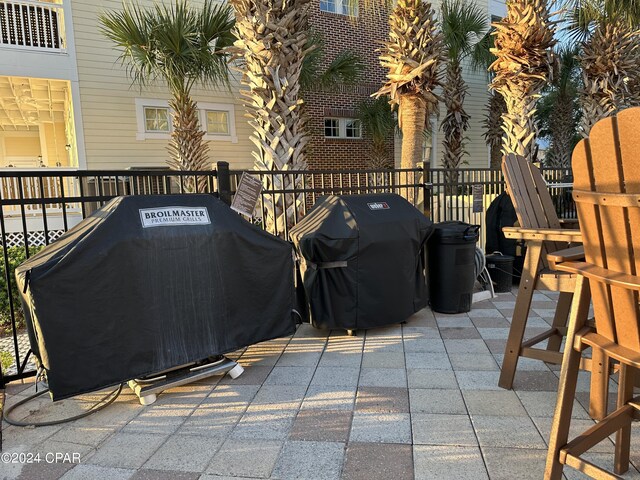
[{"xmin": 3, "ymin": 383, "xmax": 123, "ymax": 427}]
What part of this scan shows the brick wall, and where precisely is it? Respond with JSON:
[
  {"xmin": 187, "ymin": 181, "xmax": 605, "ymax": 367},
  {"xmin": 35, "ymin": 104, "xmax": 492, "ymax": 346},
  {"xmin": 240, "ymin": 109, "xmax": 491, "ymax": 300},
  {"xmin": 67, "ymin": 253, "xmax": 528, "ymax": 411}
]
[{"xmin": 304, "ymin": 1, "xmax": 392, "ymax": 170}]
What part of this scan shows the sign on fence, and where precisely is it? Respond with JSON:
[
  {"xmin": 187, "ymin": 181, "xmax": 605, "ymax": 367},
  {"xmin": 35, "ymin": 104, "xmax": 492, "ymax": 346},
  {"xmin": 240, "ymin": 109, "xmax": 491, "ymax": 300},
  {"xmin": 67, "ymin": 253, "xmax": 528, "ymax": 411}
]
[
  {"xmin": 231, "ymin": 172, "xmax": 262, "ymax": 218},
  {"xmin": 472, "ymin": 185, "xmax": 484, "ymax": 213}
]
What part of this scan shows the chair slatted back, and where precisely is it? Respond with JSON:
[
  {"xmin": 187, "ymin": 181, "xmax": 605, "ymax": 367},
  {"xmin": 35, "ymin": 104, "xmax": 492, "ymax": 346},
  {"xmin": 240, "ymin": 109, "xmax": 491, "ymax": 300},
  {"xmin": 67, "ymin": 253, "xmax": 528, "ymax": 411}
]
[
  {"xmin": 571, "ymin": 107, "xmax": 640, "ymax": 351},
  {"xmin": 502, "ymin": 153, "xmax": 563, "ymax": 268}
]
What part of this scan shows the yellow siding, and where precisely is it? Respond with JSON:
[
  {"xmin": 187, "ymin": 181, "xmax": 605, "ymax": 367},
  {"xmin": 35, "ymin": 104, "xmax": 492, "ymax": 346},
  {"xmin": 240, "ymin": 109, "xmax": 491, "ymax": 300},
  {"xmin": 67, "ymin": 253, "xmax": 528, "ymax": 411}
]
[{"xmin": 70, "ymin": 0, "xmax": 255, "ymax": 171}]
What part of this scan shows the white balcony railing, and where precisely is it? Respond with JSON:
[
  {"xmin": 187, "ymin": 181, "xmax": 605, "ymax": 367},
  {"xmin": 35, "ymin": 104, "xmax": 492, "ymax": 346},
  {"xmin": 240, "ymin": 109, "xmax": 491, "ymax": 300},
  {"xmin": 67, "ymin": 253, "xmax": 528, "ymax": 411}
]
[
  {"xmin": 0, "ymin": 174, "xmax": 80, "ymax": 215},
  {"xmin": 0, "ymin": 0, "xmax": 65, "ymax": 52}
]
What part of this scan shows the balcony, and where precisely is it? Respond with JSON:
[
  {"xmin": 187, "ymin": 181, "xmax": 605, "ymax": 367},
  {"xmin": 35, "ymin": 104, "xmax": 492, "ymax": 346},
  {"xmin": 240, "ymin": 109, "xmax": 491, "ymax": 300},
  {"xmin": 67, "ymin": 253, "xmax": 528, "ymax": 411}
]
[{"xmin": 0, "ymin": 0, "xmax": 65, "ymax": 52}]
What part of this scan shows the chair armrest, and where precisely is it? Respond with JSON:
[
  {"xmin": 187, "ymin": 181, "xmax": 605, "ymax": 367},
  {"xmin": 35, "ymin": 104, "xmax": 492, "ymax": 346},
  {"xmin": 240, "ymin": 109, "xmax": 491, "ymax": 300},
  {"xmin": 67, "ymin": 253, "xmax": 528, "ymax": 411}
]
[
  {"xmin": 502, "ymin": 226, "xmax": 583, "ymax": 243},
  {"xmin": 553, "ymin": 261, "xmax": 640, "ymax": 291},
  {"xmin": 547, "ymin": 246, "xmax": 585, "ymax": 267}
]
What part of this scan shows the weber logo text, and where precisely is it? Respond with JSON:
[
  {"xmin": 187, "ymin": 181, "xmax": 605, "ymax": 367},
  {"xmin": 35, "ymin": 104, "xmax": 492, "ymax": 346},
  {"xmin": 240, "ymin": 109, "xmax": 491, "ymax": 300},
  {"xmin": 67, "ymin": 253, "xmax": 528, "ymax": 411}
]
[
  {"xmin": 139, "ymin": 207, "xmax": 211, "ymax": 228},
  {"xmin": 367, "ymin": 202, "xmax": 390, "ymax": 211}
]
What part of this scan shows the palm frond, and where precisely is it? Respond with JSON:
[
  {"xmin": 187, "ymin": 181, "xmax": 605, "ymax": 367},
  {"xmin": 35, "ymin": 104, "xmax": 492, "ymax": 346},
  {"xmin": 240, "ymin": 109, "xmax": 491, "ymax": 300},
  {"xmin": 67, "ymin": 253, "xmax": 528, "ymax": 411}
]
[
  {"xmin": 562, "ymin": 0, "xmax": 640, "ymax": 41},
  {"xmin": 300, "ymin": 32, "xmax": 364, "ymax": 90},
  {"xmin": 356, "ymin": 96, "xmax": 396, "ymax": 142},
  {"xmin": 100, "ymin": 0, "xmax": 234, "ymax": 95},
  {"xmin": 300, "ymin": 32, "xmax": 325, "ymax": 90},
  {"xmin": 441, "ymin": 0, "xmax": 488, "ymax": 62},
  {"xmin": 469, "ymin": 28, "xmax": 496, "ymax": 74},
  {"xmin": 318, "ymin": 51, "xmax": 365, "ymax": 89}
]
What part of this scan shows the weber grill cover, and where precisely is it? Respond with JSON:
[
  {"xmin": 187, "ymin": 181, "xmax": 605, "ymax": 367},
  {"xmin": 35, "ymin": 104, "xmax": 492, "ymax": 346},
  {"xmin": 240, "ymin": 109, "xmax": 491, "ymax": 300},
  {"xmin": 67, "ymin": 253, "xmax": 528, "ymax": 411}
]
[
  {"xmin": 15, "ymin": 195, "xmax": 296, "ymax": 401},
  {"xmin": 290, "ymin": 194, "xmax": 433, "ymax": 330}
]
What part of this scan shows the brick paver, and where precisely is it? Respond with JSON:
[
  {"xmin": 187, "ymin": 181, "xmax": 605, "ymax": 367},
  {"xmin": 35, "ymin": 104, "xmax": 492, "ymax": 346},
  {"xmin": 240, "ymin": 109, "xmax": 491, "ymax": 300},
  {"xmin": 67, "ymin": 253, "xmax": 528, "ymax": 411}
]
[{"xmin": 2, "ymin": 291, "xmax": 639, "ymax": 479}]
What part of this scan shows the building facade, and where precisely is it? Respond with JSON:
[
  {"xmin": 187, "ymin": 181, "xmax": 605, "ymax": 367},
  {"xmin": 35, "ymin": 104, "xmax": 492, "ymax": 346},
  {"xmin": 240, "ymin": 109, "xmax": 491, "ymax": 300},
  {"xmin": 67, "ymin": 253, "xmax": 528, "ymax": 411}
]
[
  {"xmin": 304, "ymin": 1, "xmax": 392, "ymax": 170},
  {"xmin": 0, "ymin": 0, "xmax": 508, "ymax": 174}
]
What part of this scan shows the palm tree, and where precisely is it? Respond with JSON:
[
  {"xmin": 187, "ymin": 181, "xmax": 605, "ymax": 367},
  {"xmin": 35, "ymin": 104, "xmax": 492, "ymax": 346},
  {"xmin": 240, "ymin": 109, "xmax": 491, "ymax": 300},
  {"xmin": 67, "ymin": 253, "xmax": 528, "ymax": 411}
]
[
  {"xmin": 229, "ymin": 0, "xmax": 313, "ymax": 235},
  {"xmin": 300, "ymin": 33, "xmax": 364, "ymax": 91},
  {"xmin": 536, "ymin": 47, "xmax": 582, "ymax": 168},
  {"xmin": 100, "ymin": 1, "xmax": 234, "ymax": 192},
  {"xmin": 564, "ymin": 0, "xmax": 640, "ymax": 136},
  {"xmin": 374, "ymin": 0, "xmax": 445, "ymax": 170},
  {"xmin": 490, "ymin": 0, "xmax": 557, "ymax": 161},
  {"xmin": 356, "ymin": 96, "xmax": 396, "ymax": 169},
  {"xmin": 440, "ymin": 0, "xmax": 488, "ymax": 173}
]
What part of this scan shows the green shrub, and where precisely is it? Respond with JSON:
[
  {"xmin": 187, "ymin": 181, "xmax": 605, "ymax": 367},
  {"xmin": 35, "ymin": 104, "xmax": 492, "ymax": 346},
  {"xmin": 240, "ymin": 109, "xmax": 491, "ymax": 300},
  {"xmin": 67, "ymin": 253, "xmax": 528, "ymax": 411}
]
[
  {"xmin": 0, "ymin": 246, "xmax": 41, "ymax": 335},
  {"xmin": 0, "ymin": 350, "xmax": 13, "ymax": 372}
]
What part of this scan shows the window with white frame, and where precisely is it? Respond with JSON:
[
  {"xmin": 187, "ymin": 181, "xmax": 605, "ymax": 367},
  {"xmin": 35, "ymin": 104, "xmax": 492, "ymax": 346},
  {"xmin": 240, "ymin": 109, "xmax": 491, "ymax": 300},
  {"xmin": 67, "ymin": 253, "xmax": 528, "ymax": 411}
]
[
  {"xmin": 135, "ymin": 99, "xmax": 237, "ymax": 143},
  {"xmin": 144, "ymin": 107, "xmax": 170, "ymax": 133},
  {"xmin": 324, "ymin": 118, "xmax": 362, "ymax": 139},
  {"xmin": 320, "ymin": 0, "xmax": 357, "ymax": 16},
  {"xmin": 205, "ymin": 110, "xmax": 230, "ymax": 135}
]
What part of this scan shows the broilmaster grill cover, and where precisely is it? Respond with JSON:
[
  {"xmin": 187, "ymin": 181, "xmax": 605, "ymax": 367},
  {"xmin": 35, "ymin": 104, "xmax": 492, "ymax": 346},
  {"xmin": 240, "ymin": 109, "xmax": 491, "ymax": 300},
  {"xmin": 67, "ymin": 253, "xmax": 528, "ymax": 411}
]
[
  {"xmin": 15, "ymin": 195, "xmax": 296, "ymax": 400},
  {"xmin": 290, "ymin": 194, "xmax": 433, "ymax": 330}
]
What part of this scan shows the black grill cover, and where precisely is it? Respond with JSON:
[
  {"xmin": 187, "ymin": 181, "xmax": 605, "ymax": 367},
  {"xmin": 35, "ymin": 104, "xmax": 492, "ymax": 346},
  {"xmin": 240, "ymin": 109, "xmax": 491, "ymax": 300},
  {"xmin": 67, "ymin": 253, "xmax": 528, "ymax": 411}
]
[
  {"xmin": 290, "ymin": 194, "xmax": 433, "ymax": 330},
  {"xmin": 15, "ymin": 195, "xmax": 296, "ymax": 401}
]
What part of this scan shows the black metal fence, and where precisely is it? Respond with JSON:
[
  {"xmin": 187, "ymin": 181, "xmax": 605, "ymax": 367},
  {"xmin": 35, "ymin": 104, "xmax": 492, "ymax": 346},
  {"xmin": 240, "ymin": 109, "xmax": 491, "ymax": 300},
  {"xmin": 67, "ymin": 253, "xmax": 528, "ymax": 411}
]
[{"xmin": 0, "ymin": 162, "xmax": 574, "ymax": 386}]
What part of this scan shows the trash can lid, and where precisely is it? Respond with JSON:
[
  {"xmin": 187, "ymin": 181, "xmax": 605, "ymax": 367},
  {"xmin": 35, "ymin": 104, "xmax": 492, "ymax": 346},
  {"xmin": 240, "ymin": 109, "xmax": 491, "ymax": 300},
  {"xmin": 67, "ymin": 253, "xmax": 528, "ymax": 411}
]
[
  {"xmin": 432, "ymin": 221, "xmax": 480, "ymax": 241},
  {"xmin": 485, "ymin": 253, "xmax": 515, "ymax": 263}
]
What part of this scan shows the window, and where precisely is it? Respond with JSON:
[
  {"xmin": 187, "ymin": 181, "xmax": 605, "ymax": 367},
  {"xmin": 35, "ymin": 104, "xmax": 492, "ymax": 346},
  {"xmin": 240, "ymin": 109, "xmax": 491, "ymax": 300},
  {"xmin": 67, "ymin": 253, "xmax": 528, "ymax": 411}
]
[
  {"xmin": 200, "ymin": 103, "xmax": 237, "ymax": 142},
  {"xmin": 136, "ymin": 99, "xmax": 172, "ymax": 140},
  {"xmin": 345, "ymin": 119, "xmax": 361, "ymax": 138},
  {"xmin": 324, "ymin": 118, "xmax": 362, "ymax": 139},
  {"xmin": 135, "ymin": 99, "xmax": 237, "ymax": 143},
  {"xmin": 320, "ymin": 0, "xmax": 357, "ymax": 16},
  {"xmin": 324, "ymin": 118, "xmax": 340, "ymax": 137},
  {"xmin": 144, "ymin": 107, "xmax": 170, "ymax": 133},
  {"xmin": 206, "ymin": 110, "xmax": 230, "ymax": 135}
]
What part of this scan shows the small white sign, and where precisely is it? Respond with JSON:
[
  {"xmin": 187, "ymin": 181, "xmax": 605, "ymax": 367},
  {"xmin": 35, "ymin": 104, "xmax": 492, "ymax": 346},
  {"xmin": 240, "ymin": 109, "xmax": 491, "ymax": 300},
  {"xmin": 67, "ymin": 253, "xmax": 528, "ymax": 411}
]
[
  {"xmin": 231, "ymin": 172, "xmax": 263, "ymax": 218},
  {"xmin": 139, "ymin": 206, "xmax": 211, "ymax": 228}
]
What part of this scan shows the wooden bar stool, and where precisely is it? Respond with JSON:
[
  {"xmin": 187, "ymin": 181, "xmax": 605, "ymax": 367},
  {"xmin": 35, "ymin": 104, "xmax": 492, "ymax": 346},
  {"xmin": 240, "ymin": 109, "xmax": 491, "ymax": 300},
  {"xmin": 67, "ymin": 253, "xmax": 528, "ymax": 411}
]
[{"xmin": 545, "ymin": 107, "xmax": 640, "ymax": 479}]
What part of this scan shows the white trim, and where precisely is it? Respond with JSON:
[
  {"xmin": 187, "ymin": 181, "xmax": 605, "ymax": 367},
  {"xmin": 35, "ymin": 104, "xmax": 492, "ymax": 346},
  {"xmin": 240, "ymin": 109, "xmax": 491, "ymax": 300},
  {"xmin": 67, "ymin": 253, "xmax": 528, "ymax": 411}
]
[
  {"xmin": 200, "ymin": 102, "xmax": 237, "ymax": 143},
  {"xmin": 135, "ymin": 98, "xmax": 171, "ymax": 140},
  {"xmin": 135, "ymin": 99, "xmax": 238, "ymax": 143},
  {"xmin": 324, "ymin": 117, "xmax": 362, "ymax": 139},
  {"xmin": 62, "ymin": 1, "xmax": 86, "ymax": 169}
]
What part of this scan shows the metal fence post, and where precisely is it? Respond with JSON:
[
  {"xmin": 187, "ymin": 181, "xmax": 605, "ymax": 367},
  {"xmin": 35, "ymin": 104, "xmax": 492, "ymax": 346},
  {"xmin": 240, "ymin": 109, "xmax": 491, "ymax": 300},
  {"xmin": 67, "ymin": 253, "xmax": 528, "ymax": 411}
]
[
  {"xmin": 217, "ymin": 161, "xmax": 232, "ymax": 206},
  {"xmin": 423, "ymin": 161, "xmax": 432, "ymax": 218}
]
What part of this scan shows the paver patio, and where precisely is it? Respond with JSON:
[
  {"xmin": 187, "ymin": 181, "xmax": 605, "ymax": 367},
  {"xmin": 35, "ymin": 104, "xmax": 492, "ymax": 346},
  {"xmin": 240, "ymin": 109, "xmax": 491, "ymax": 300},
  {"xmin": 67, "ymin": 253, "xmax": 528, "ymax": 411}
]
[{"xmin": 2, "ymin": 290, "xmax": 639, "ymax": 480}]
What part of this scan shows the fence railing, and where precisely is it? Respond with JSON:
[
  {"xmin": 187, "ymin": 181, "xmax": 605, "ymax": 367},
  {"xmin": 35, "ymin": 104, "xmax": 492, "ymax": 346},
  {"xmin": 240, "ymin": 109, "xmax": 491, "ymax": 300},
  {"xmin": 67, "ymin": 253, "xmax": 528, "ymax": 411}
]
[
  {"xmin": 427, "ymin": 166, "xmax": 575, "ymax": 247},
  {"xmin": 0, "ymin": 163, "xmax": 574, "ymax": 386},
  {"xmin": 0, "ymin": 0, "xmax": 65, "ymax": 52}
]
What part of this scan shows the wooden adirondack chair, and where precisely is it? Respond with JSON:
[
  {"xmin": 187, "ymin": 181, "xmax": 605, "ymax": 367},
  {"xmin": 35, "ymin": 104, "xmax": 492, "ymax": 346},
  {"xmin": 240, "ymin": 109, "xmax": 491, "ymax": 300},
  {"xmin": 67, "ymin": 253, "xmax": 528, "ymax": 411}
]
[
  {"xmin": 545, "ymin": 108, "xmax": 640, "ymax": 479},
  {"xmin": 499, "ymin": 154, "xmax": 583, "ymax": 388}
]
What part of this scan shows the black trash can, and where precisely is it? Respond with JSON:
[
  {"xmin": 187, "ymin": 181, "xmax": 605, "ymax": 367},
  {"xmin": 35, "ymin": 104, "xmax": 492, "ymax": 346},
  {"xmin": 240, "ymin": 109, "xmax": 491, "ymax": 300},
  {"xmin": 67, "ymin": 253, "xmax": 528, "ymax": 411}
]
[
  {"xmin": 428, "ymin": 221, "xmax": 480, "ymax": 314},
  {"xmin": 485, "ymin": 254, "xmax": 514, "ymax": 293}
]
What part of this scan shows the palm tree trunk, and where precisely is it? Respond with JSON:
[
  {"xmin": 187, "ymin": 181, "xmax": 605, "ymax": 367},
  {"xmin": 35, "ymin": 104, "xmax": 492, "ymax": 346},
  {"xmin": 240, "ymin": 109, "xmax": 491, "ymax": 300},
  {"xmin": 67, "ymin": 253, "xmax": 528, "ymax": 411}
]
[
  {"xmin": 399, "ymin": 93, "xmax": 427, "ymax": 170},
  {"xmin": 441, "ymin": 61, "xmax": 469, "ymax": 190},
  {"xmin": 546, "ymin": 95, "xmax": 575, "ymax": 168},
  {"xmin": 484, "ymin": 92, "xmax": 506, "ymax": 169},
  {"xmin": 490, "ymin": 0, "xmax": 556, "ymax": 162},
  {"xmin": 501, "ymin": 91, "xmax": 540, "ymax": 160},
  {"xmin": 229, "ymin": 0, "xmax": 311, "ymax": 236},
  {"xmin": 167, "ymin": 92, "xmax": 209, "ymax": 193}
]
